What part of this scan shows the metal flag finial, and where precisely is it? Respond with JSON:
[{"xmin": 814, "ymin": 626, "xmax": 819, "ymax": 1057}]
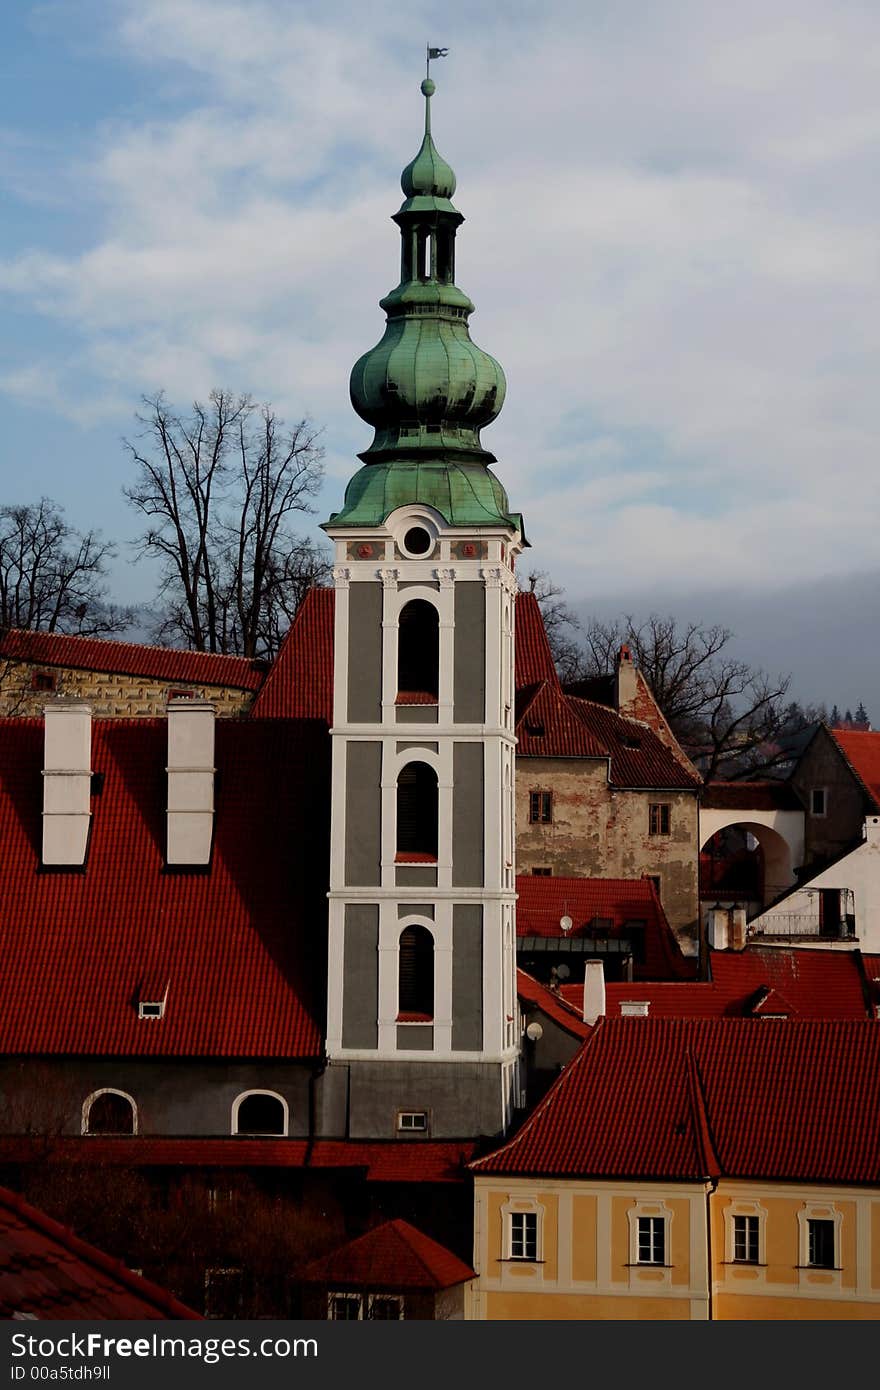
[{"xmin": 426, "ymin": 44, "xmax": 449, "ymax": 79}]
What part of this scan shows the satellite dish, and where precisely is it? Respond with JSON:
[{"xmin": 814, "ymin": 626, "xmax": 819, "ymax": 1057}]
[
  {"xmin": 560, "ymin": 915, "xmax": 573, "ymax": 934},
  {"xmin": 555, "ymin": 963, "xmax": 570, "ymax": 980},
  {"xmin": 525, "ymin": 1021, "xmax": 544, "ymax": 1042}
]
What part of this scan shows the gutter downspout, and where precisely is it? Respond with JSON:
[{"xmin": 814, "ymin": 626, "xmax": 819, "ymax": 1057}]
[{"xmin": 705, "ymin": 1176, "xmax": 718, "ymax": 1321}]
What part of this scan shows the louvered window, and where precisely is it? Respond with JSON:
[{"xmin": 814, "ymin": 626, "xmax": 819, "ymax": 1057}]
[
  {"xmin": 396, "ymin": 763, "xmax": 438, "ymax": 859},
  {"xmin": 398, "ymin": 926, "xmax": 434, "ymax": 1018}
]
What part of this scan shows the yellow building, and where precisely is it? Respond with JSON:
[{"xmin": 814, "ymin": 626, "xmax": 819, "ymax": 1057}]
[{"xmin": 471, "ymin": 1019, "xmax": 880, "ymax": 1319}]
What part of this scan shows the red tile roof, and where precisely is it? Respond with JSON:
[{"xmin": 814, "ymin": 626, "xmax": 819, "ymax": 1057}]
[
  {"xmin": 472, "ymin": 1019, "xmax": 880, "ymax": 1184},
  {"xmin": 701, "ymin": 780, "xmax": 802, "ymax": 811},
  {"xmin": 708, "ymin": 947, "xmax": 874, "ymax": 1019},
  {"xmin": 517, "ymin": 969, "xmax": 590, "ymax": 1038},
  {"xmin": 0, "ymin": 718, "xmax": 327, "ymax": 1057},
  {"xmin": 0, "ymin": 1139, "xmax": 475, "ymax": 1183},
  {"xmin": 828, "ymin": 728, "xmax": 880, "ymax": 811},
  {"xmin": 299, "ymin": 1218, "xmax": 474, "ymax": 1291},
  {"xmin": 555, "ymin": 948, "xmax": 874, "ymax": 1020},
  {"xmin": 515, "ymin": 681, "xmax": 608, "ymax": 758},
  {"xmin": 0, "ymin": 628, "xmax": 266, "ymax": 691},
  {"xmin": 515, "ymin": 874, "xmax": 697, "ymax": 980},
  {"xmin": 249, "ymin": 587, "xmax": 334, "ymax": 720},
  {"xmin": 0, "ymin": 1184, "xmax": 201, "ymax": 1320},
  {"xmin": 514, "ymin": 592, "xmax": 559, "ymax": 688},
  {"xmin": 567, "ymin": 696, "xmax": 700, "ymax": 789}
]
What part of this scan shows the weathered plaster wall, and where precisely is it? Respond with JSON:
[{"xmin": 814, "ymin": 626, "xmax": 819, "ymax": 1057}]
[
  {"xmin": 515, "ymin": 757, "xmax": 699, "ymax": 943},
  {"xmin": 791, "ymin": 730, "xmax": 869, "ymax": 866}
]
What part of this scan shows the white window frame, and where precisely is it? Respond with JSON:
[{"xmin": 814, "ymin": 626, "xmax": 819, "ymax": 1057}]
[
  {"xmin": 81, "ymin": 1087, "xmax": 138, "ymax": 1136},
  {"xmin": 501, "ymin": 1197, "xmax": 544, "ymax": 1263},
  {"xmin": 328, "ymin": 1292, "xmax": 363, "ymax": 1320},
  {"xmin": 798, "ymin": 1203, "xmax": 842, "ymax": 1272},
  {"xmin": 230, "ymin": 1089, "xmax": 289, "ymax": 1137},
  {"xmin": 724, "ymin": 1200, "xmax": 767, "ymax": 1266},
  {"xmin": 396, "ymin": 1110, "xmax": 429, "ymax": 1134},
  {"xmin": 627, "ymin": 1200, "xmax": 673, "ymax": 1278}
]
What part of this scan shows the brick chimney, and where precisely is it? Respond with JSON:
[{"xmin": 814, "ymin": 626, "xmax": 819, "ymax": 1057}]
[
  {"xmin": 614, "ymin": 643, "xmax": 638, "ymax": 715},
  {"xmin": 42, "ymin": 700, "xmax": 93, "ymax": 866},
  {"xmin": 166, "ymin": 698, "xmax": 215, "ymax": 866},
  {"xmin": 582, "ymin": 960, "xmax": 606, "ymax": 1026}
]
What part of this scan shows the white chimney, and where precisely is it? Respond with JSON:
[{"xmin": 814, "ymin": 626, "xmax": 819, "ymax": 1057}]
[
  {"xmin": 708, "ymin": 907, "xmax": 729, "ymax": 951},
  {"xmin": 614, "ymin": 643, "xmax": 637, "ymax": 713},
  {"xmin": 166, "ymin": 699, "xmax": 215, "ymax": 866},
  {"xmin": 42, "ymin": 701, "xmax": 93, "ymax": 866},
  {"xmin": 582, "ymin": 960, "xmax": 606, "ymax": 1026}
]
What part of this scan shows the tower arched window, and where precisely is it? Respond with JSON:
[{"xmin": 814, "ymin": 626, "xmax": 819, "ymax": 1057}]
[
  {"xmin": 397, "ymin": 600, "xmax": 439, "ymax": 704},
  {"xmin": 396, "ymin": 762, "xmax": 438, "ymax": 861},
  {"xmin": 232, "ymin": 1091, "xmax": 288, "ymax": 1137},
  {"xmin": 83, "ymin": 1089, "xmax": 137, "ymax": 1136},
  {"xmin": 398, "ymin": 925, "xmax": 434, "ymax": 1019}
]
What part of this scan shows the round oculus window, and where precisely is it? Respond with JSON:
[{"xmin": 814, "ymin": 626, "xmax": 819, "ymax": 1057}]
[{"xmin": 403, "ymin": 526, "xmax": 433, "ymax": 556}]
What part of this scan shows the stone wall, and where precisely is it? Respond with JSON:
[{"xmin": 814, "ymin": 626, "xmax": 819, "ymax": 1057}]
[
  {"xmin": 0, "ymin": 660, "xmax": 255, "ymax": 718},
  {"xmin": 515, "ymin": 756, "xmax": 699, "ymax": 946}
]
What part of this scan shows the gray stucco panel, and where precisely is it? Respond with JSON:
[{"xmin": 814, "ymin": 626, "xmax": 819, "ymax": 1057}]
[
  {"xmin": 342, "ymin": 903, "xmax": 379, "ymax": 1049},
  {"xmin": 453, "ymin": 583, "xmax": 485, "ymax": 723},
  {"xmin": 347, "ymin": 583, "xmax": 382, "ymax": 722},
  {"xmin": 345, "ymin": 742, "xmax": 381, "ymax": 886},
  {"xmin": 452, "ymin": 742, "xmax": 484, "ymax": 887},
  {"xmin": 452, "ymin": 904, "xmax": 483, "ymax": 1051}
]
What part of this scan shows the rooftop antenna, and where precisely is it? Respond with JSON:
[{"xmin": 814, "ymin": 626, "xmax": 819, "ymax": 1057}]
[{"xmin": 560, "ymin": 898, "xmax": 572, "ymax": 934}]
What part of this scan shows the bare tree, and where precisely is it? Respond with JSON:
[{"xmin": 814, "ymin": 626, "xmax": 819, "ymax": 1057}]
[
  {"xmin": 124, "ymin": 391, "xmax": 330, "ymax": 659},
  {"xmin": 575, "ymin": 612, "xmax": 805, "ymax": 780},
  {"xmin": 0, "ymin": 498, "xmax": 127, "ymax": 637}
]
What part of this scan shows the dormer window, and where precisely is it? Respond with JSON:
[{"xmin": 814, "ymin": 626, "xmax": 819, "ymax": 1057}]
[{"xmin": 138, "ymin": 1000, "xmax": 165, "ymax": 1021}]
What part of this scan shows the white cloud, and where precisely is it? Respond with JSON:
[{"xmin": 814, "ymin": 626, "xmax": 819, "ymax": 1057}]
[{"xmin": 0, "ymin": 0, "xmax": 878, "ymax": 601}]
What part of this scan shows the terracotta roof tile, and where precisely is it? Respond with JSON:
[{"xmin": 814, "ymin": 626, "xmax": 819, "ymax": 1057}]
[
  {"xmin": 828, "ymin": 728, "xmax": 880, "ymax": 811},
  {"xmin": 0, "ymin": 718, "xmax": 327, "ymax": 1057},
  {"xmin": 567, "ymin": 697, "xmax": 700, "ymax": 789},
  {"xmin": 0, "ymin": 1139, "xmax": 475, "ymax": 1183},
  {"xmin": 517, "ymin": 969, "xmax": 590, "ymax": 1038},
  {"xmin": 299, "ymin": 1219, "xmax": 474, "ymax": 1291},
  {"xmin": 0, "ymin": 628, "xmax": 266, "ymax": 691},
  {"xmin": 472, "ymin": 1019, "xmax": 880, "ymax": 1184},
  {"xmin": 515, "ymin": 681, "xmax": 608, "ymax": 759},
  {"xmin": 514, "ymin": 592, "xmax": 559, "ymax": 688},
  {"xmin": 0, "ymin": 1184, "xmax": 201, "ymax": 1320},
  {"xmin": 515, "ymin": 874, "xmax": 697, "ymax": 980},
  {"xmin": 249, "ymin": 587, "xmax": 334, "ymax": 720}
]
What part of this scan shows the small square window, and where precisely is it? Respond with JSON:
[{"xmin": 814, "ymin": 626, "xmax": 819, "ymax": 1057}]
[
  {"xmin": 138, "ymin": 1001, "xmax": 165, "ymax": 1020},
  {"xmin": 531, "ymin": 866, "xmax": 552, "ymax": 876},
  {"xmin": 636, "ymin": 1216, "xmax": 666, "ymax": 1265},
  {"xmin": 810, "ymin": 788, "xmax": 827, "ymax": 817},
  {"xmin": 509, "ymin": 1211, "xmax": 538, "ymax": 1261},
  {"xmin": 529, "ymin": 791, "xmax": 552, "ymax": 824},
  {"xmin": 397, "ymin": 1110, "xmax": 428, "ymax": 1133},
  {"xmin": 31, "ymin": 671, "xmax": 56, "ymax": 693},
  {"xmin": 733, "ymin": 1215, "xmax": 760, "ymax": 1264},
  {"xmin": 649, "ymin": 804, "xmax": 670, "ymax": 836},
  {"xmin": 808, "ymin": 1218, "xmax": 835, "ymax": 1269}
]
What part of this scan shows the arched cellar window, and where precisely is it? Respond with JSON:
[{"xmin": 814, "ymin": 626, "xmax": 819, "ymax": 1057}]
[
  {"xmin": 396, "ymin": 762, "xmax": 438, "ymax": 861},
  {"xmin": 398, "ymin": 925, "xmax": 434, "ymax": 1019},
  {"xmin": 397, "ymin": 600, "xmax": 439, "ymax": 704},
  {"xmin": 83, "ymin": 1089, "xmax": 136, "ymax": 1136},
  {"xmin": 232, "ymin": 1091, "xmax": 288, "ymax": 1137}
]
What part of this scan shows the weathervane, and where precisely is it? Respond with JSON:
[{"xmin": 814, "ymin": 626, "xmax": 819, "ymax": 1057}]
[{"xmin": 426, "ymin": 44, "xmax": 449, "ymax": 80}]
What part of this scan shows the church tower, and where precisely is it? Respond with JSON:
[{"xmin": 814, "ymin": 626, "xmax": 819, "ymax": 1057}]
[{"xmin": 322, "ymin": 75, "xmax": 526, "ymax": 1140}]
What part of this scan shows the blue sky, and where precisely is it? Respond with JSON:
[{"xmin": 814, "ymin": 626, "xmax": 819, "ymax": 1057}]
[{"xmin": 1, "ymin": 0, "xmax": 878, "ymax": 711}]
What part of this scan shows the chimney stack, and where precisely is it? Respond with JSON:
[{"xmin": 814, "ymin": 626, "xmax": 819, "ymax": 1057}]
[
  {"xmin": 614, "ymin": 643, "xmax": 637, "ymax": 714},
  {"xmin": 707, "ymin": 906, "xmax": 729, "ymax": 951},
  {"xmin": 42, "ymin": 701, "xmax": 93, "ymax": 866},
  {"xmin": 166, "ymin": 698, "xmax": 215, "ymax": 866},
  {"xmin": 730, "ymin": 906, "xmax": 748, "ymax": 951},
  {"xmin": 582, "ymin": 960, "xmax": 606, "ymax": 1026}
]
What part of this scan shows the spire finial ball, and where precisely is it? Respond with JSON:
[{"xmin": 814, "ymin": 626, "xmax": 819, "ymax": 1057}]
[{"xmin": 421, "ymin": 77, "xmax": 435, "ymax": 97}]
